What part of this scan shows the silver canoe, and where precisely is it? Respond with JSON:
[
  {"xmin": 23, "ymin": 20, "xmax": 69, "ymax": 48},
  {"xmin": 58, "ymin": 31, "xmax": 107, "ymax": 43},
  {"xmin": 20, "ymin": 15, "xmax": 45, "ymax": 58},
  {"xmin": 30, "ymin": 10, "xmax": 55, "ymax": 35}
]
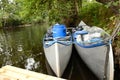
[
  {"xmin": 73, "ymin": 21, "xmax": 114, "ymax": 80},
  {"xmin": 43, "ymin": 28, "xmax": 72, "ymax": 77}
]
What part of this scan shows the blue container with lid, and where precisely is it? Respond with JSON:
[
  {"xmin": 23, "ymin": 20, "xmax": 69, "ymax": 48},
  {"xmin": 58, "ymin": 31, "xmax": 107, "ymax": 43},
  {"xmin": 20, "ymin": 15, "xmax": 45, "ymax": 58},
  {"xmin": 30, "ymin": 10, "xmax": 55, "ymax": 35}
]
[{"xmin": 52, "ymin": 24, "xmax": 66, "ymax": 38}]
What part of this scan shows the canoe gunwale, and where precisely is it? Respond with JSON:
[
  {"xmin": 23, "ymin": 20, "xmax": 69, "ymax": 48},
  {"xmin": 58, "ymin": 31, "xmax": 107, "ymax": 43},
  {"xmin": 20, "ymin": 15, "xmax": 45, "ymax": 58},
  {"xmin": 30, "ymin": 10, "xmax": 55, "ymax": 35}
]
[
  {"xmin": 72, "ymin": 31, "xmax": 111, "ymax": 48},
  {"xmin": 43, "ymin": 40, "xmax": 72, "ymax": 48}
]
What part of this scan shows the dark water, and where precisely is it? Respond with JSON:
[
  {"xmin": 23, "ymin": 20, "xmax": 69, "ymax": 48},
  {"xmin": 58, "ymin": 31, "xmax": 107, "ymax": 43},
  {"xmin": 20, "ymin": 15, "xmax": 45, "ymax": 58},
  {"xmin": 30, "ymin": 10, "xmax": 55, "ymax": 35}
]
[
  {"xmin": 0, "ymin": 24, "xmax": 48, "ymax": 74},
  {"xmin": 0, "ymin": 24, "xmax": 119, "ymax": 80}
]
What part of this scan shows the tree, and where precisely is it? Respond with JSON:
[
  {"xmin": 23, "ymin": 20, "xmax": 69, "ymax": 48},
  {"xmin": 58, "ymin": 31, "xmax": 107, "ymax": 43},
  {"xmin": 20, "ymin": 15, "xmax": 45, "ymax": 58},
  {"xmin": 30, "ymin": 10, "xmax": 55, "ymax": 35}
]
[
  {"xmin": 0, "ymin": 0, "xmax": 22, "ymax": 27},
  {"xmin": 0, "ymin": 0, "xmax": 82, "ymax": 27}
]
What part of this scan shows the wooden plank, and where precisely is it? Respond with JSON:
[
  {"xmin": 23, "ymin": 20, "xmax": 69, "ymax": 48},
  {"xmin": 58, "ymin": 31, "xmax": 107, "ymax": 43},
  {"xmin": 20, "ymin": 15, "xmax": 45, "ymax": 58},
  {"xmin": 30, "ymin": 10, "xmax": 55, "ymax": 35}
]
[{"xmin": 0, "ymin": 65, "xmax": 66, "ymax": 80}]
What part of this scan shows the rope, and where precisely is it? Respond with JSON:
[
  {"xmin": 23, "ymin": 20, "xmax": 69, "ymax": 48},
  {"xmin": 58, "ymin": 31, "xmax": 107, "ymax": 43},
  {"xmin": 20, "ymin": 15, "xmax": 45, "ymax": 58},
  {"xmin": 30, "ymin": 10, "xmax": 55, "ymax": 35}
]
[{"xmin": 110, "ymin": 20, "xmax": 120, "ymax": 41}]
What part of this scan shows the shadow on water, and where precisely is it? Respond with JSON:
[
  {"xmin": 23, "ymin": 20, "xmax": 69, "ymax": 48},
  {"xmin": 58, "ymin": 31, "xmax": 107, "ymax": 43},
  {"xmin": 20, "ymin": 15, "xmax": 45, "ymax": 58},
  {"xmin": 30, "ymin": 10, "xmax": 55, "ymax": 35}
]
[
  {"xmin": 114, "ymin": 64, "xmax": 120, "ymax": 80},
  {"xmin": 0, "ymin": 24, "xmax": 119, "ymax": 80}
]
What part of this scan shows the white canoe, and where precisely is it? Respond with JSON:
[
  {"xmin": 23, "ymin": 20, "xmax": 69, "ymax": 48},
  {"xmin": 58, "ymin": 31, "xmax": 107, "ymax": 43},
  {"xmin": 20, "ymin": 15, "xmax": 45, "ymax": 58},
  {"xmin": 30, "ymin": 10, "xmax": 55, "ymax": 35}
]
[
  {"xmin": 73, "ymin": 21, "xmax": 114, "ymax": 80},
  {"xmin": 43, "ymin": 24, "xmax": 72, "ymax": 77},
  {"xmin": 74, "ymin": 44, "xmax": 114, "ymax": 80},
  {"xmin": 44, "ymin": 42, "xmax": 72, "ymax": 77}
]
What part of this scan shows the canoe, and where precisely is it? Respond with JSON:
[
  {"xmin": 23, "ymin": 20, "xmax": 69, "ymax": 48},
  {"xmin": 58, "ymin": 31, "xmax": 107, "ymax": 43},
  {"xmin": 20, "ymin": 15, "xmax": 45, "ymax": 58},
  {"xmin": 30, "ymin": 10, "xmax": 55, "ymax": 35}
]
[
  {"xmin": 43, "ymin": 24, "xmax": 72, "ymax": 77},
  {"xmin": 72, "ymin": 21, "xmax": 114, "ymax": 80}
]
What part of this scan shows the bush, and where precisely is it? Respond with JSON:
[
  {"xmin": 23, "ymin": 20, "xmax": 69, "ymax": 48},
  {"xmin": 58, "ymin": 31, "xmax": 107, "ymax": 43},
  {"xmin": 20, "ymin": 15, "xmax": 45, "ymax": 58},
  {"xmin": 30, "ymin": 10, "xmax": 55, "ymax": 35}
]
[{"xmin": 79, "ymin": 2, "xmax": 114, "ymax": 27}]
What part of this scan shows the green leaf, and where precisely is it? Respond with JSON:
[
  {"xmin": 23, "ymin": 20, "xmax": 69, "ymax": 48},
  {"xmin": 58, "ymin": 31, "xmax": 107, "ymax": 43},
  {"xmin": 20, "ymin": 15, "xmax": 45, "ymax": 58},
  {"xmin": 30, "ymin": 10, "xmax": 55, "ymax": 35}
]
[
  {"xmin": 109, "ymin": 16, "xmax": 115, "ymax": 21},
  {"xmin": 118, "ymin": 32, "xmax": 120, "ymax": 36},
  {"xmin": 112, "ymin": 1, "xmax": 119, "ymax": 6}
]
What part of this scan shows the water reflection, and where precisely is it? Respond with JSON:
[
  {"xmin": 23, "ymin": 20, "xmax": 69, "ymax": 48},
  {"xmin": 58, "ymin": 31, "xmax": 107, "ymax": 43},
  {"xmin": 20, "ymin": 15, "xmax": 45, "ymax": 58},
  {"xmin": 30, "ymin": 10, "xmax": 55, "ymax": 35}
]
[
  {"xmin": 25, "ymin": 58, "xmax": 35, "ymax": 70},
  {"xmin": 0, "ymin": 24, "xmax": 48, "ymax": 74},
  {"xmin": 17, "ymin": 45, "xmax": 23, "ymax": 52}
]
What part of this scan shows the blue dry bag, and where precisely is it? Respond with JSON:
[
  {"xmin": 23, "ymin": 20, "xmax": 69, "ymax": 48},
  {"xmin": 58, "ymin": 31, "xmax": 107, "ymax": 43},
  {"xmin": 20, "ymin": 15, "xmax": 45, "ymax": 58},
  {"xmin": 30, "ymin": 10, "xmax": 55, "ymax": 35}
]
[{"xmin": 52, "ymin": 24, "xmax": 66, "ymax": 38}]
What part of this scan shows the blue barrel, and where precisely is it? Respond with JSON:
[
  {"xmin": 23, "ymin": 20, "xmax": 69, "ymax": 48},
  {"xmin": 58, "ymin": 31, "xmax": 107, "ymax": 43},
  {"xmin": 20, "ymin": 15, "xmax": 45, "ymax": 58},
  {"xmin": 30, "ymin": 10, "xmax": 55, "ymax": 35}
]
[{"xmin": 52, "ymin": 24, "xmax": 66, "ymax": 38}]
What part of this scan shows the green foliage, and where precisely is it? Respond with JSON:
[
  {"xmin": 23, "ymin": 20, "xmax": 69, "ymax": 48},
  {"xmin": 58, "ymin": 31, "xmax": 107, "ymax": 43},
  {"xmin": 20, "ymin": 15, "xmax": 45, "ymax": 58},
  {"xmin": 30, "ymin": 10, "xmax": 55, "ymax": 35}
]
[
  {"xmin": 0, "ymin": 0, "xmax": 22, "ymax": 27},
  {"xmin": 0, "ymin": 0, "xmax": 118, "ymax": 28},
  {"xmin": 80, "ymin": 1, "xmax": 114, "ymax": 27},
  {"xmin": 105, "ymin": 1, "xmax": 119, "ymax": 8},
  {"xmin": 118, "ymin": 31, "xmax": 120, "ymax": 36}
]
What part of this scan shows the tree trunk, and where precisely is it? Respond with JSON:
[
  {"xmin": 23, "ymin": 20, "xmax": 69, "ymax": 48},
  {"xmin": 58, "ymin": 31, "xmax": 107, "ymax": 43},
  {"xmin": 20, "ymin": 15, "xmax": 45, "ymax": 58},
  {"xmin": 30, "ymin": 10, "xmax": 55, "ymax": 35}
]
[
  {"xmin": 74, "ymin": 0, "xmax": 79, "ymax": 16},
  {"xmin": 68, "ymin": 0, "xmax": 82, "ymax": 27},
  {"xmin": 96, "ymin": 0, "xmax": 115, "ymax": 4}
]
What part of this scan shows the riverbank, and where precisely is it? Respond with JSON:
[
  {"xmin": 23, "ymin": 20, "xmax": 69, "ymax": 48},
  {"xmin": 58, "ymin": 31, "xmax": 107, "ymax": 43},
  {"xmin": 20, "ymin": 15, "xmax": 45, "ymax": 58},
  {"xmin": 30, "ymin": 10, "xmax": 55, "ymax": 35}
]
[{"xmin": 0, "ymin": 24, "xmax": 32, "ymax": 29}]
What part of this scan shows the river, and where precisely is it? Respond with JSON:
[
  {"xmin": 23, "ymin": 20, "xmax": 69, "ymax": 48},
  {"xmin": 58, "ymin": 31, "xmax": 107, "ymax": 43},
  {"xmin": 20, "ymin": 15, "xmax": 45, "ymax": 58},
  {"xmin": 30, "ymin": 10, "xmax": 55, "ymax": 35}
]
[{"xmin": 0, "ymin": 24, "xmax": 119, "ymax": 80}]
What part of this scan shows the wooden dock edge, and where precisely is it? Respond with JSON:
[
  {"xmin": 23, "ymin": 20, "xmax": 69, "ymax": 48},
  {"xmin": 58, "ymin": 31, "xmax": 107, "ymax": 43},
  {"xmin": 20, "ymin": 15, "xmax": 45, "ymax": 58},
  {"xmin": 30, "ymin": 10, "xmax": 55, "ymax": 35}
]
[{"xmin": 0, "ymin": 65, "xmax": 66, "ymax": 80}]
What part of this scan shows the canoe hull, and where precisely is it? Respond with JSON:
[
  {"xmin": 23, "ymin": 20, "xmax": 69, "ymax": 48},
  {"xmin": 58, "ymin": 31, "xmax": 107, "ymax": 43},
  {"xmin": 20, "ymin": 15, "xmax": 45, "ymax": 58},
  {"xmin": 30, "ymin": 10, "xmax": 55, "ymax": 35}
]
[
  {"xmin": 44, "ymin": 43, "xmax": 72, "ymax": 77},
  {"xmin": 75, "ymin": 44, "xmax": 114, "ymax": 80}
]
